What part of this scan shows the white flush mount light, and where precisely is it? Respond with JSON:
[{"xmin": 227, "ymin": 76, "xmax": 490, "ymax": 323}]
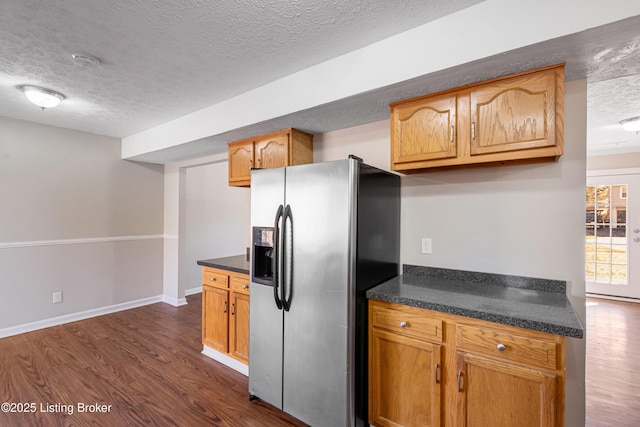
[
  {"xmin": 18, "ymin": 85, "xmax": 65, "ymax": 110},
  {"xmin": 620, "ymin": 116, "xmax": 640, "ymax": 132}
]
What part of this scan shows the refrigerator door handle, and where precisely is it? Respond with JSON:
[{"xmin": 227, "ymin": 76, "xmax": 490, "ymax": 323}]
[
  {"xmin": 273, "ymin": 204, "xmax": 284, "ymax": 310},
  {"xmin": 282, "ymin": 204, "xmax": 293, "ymax": 312}
]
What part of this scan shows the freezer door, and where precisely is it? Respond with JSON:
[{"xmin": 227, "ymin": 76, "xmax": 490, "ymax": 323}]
[
  {"xmin": 249, "ymin": 167, "xmax": 286, "ymax": 409},
  {"xmin": 281, "ymin": 159, "xmax": 355, "ymax": 427}
]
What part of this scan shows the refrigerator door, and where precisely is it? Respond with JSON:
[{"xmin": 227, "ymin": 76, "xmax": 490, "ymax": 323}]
[
  {"xmin": 281, "ymin": 159, "xmax": 356, "ymax": 427},
  {"xmin": 249, "ymin": 167, "xmax": 286, "ymax": 409}
]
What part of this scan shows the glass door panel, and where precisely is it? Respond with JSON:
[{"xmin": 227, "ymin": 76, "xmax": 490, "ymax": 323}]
[{"xmin": 586, "ymin": 174, "xmax": 640, "ymax": 299}]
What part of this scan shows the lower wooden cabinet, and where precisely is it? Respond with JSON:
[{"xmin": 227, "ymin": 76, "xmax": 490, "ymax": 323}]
[
  {"xmin": 229, "ymin": 276, "xmax": 250, "ymax": 362},
  {"xmin": 368, "ymin": 300, "xmax": 565, "ymax": 427},
  {"xmin": 202, "ymin": 284, "xmax": 230, "ymax": 352},
  {"xmin": 202, "ymin": 267, "xmax": 250, "ymax": 364},
  {"xmin": 369, "ymin": 328, "xmax": 441, "ymax": 427},
  {"xmin": 455, "ymin": 353, "xmax": 557, "ymax": 427}
]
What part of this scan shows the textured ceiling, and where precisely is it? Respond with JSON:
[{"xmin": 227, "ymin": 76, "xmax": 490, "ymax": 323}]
[
  {"xmin": 126, "ymin": 13, "xmax": 640, "ymax": 163},
  {"xmin": 588, "ymin": 74, "xmax": 640, "ymax": 155},
  {"xmin": 0, "ymin": 0, "xmax": 480, "ymax": 138},
  {"xmin": 1, "ymin": 0, "xmax": 639, "ymax": 162}
]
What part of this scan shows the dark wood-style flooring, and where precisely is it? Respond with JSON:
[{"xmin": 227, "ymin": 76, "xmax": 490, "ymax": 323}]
[
  {"xmin": 586, "ymin": 297, "xmax": 640, "ymax": 427},
  {"xmin": 0, "ymin": 294, "xmax": 306, "ymax": 426},
  {"xmin": 2, "ymin": 294, "xmax": 639, "ymax": 426}
]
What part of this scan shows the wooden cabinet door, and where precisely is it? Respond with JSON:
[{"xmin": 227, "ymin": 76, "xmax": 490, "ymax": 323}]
[
  {"xmin": 369, "ymin": 328, "xmax": 441, "ymax": 427},
  {"xmin": 202, "ymin": 285, "xmax": 229, "ymax": 353},
  {"xmin": 470, "ymin": 68, "xmax": 557, "ymax": 156},
  {"xmin": 455, "ymin": 352, "xmax": 556, "ymax": 427},
  {"xmin": 228, "ymin": 139, "xmax": 254, "ymax": 186},
  {"xmin": 391, "ymin": 93, "xmax": 457, "ymax": 167},
  {"xmin": 255, "ymin": 133, "xmax": 289, "ymax": 169},
  {"xmin": 229, "ymin": 291, "xmax": 250, "ymax": 363}
]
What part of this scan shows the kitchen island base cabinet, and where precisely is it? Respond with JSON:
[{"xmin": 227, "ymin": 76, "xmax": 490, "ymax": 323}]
[
  {"xmin": 201, "ymin": 266, "xmax": 250, "ymax": 371},
  {"xmin": 368, "ymin": 300, "xmax": 565, "ymax": 427}
]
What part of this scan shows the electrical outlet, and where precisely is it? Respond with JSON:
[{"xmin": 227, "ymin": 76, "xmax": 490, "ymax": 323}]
[
  {"xmin": 53, "ymin": 291, "xmax": 63, "ymax": 304},
  {"xmin": 421, "ymin": 238, "xmax": 432, "ymax": 254}
]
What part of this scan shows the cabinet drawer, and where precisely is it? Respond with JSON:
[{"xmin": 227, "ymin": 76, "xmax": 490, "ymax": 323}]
[
  {"xmin": 370, "ymin": 301, "xmax": 442, "ymax": 343},
  {"xmin": 202, "ymin": 268, "xmax": 229, "ymax": 288},
  {"xmin": 231, "ymin": 276, "xmax": 250, "ymax": 295},
  {"xmin": 456, "ymin": 324, "xmax": 557, "ymax": 370}
]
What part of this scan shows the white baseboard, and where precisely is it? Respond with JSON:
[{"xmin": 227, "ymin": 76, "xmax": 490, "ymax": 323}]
[
  {"xmin": 201, "ymin": 345, "xmax": 249, "ymax": 376},
  {"xmin": 160, "ymin": 288, "xmax": 201, "ymax": 307},
  {"xmin": 162, "ymin": 294, "xmax": 188, "ymax": 307},
  {"xmin": 586, "ymin": 293, "xmax": 640, "ymax": 304},
  {"xmin": 161, "ymin": 288, "xmax": 202, "ymax": 306},
  {"xmin": 185, "ymin": 287, "xmax": 202, "ymax": 296},
  {"xmin": 0, "ymin": 295, "xmax": 164, "ymax": 339}
]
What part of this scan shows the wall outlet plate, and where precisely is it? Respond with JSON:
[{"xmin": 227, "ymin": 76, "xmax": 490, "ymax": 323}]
[
  {"xmin": 421, "ymin": 238, "xmax": 432, "ymax": 254},
  {"xmin": 53, "ymin": 291, "xmax": 63, "ymax": 304}
]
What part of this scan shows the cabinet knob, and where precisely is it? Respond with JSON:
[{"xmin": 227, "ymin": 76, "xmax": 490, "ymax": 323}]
[
  {"xmin": 399, "ymin": 321, "xmax": 407, "ymax": 328},
  {"xmin": 243, "ymin": 285, "xmax": 248, "ymax": 289},
  {"xmin": 210, "ymin": 277, "xmax": 216, "ymax": 282},
  {"xmin": 497, "ymin": 343, "xmax": 506, "ymax": 351}
]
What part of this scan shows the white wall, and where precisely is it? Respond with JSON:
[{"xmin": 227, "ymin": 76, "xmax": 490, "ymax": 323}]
[
  {"xmin": 184, "ymin": 160, "xmax": 251, "ymax": 293},
  {"xmin": 313, "ymin": 80, "xmax": 587, "ymax": 426},
  {"xmin": 0, "ymin": 117, "xmax": 164, "ymax": 333}
]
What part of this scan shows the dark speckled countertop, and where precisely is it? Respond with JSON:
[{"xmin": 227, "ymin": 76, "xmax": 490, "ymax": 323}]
[
  {"xmin": 367, "ymin": 265, "xmax": 584, "ymax": 339},
  {"xmin": 197, "ymin": 255, "xmax": 250, "ymax": 275}
]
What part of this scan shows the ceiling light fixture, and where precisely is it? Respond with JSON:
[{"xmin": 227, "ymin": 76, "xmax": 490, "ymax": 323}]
[
  {"xmin": 18, "ymin": 85, "xmax": 65, "ymax": 110},
  {"xmin": 71, "ymin": 53, "xmax": 101, "ymax": 67},
  {"xmin": 619, "ymin": 116, "xmax": 640, "ymax": 132}
]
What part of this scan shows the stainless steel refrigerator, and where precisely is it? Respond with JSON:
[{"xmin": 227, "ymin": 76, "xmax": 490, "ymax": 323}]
[{"xmin": 249, "ymin": 156, "xmax": 400, "ymax": 427}]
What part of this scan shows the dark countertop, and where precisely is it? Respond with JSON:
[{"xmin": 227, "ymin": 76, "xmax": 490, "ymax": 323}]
[
  {"xmin": 366, "ymin": 265, "xmax": 584, "ymax": 339},
  {"xmin": 197, "ymin": 255, "xmax": 250, "ymax": 275}
]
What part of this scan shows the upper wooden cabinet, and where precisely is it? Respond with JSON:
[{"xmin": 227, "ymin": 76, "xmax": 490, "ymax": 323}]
[
  {"xmin": 391, "ymin": 64, "xmax": 564, "ymax": 173},
  {"xmin": 470, "ymin": 69, "xmax": 558, "ymax": 156},
  {"xmin": 228, "ymin": 128, "xmax": 313, "ymax": 187},
  {"xmin": 392, "ymin": 92, "xmax": 458, "ymax": 164},
  {"xmin": 228, "ymin": 140, "xmax": 254, "ymax": 186}
]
